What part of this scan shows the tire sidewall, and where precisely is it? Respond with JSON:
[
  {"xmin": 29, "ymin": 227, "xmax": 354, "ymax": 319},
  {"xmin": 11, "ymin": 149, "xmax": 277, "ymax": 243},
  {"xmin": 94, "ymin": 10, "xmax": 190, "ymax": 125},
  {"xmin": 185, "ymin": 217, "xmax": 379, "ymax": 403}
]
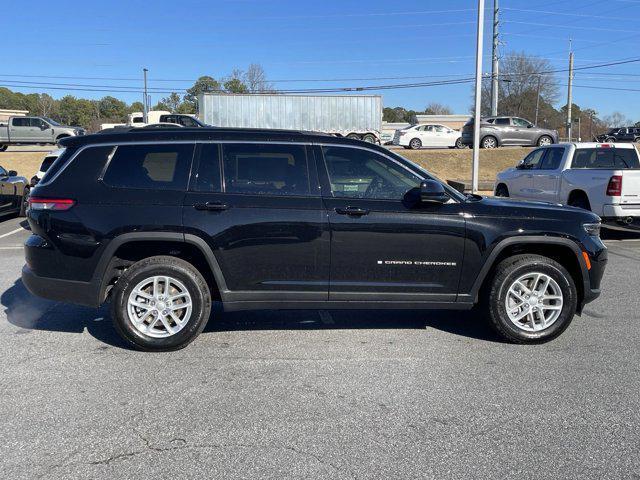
[
  {"xmin": 112, "ymin": 261, "xmax": 210, "ymax": 351},
  {"xmin": 482, "ymin": 136, "xmax": 496, "ymax": 148},
  {"xmin": 538, "ymin": 135, "xmax": 552, "ymax": 146},
  {"xmin": 410, "ymin": 138, "xmax": 421, "ymax": 149},
  {"xmin": 490, "ymin": 260, "xmax": 577, "ymax": 342}
]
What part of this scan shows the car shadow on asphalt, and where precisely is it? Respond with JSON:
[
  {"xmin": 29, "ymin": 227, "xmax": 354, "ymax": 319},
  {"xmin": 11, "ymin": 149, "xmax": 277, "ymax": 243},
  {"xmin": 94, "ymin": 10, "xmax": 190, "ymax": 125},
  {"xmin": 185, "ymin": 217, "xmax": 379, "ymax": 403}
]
[
  {"xmin": 2, "ymin": 278, "xmax": 503, "ymax": 349},
  {"xmin": 1, "ymin": 278, "xmax": 130, "ymax": 349}
]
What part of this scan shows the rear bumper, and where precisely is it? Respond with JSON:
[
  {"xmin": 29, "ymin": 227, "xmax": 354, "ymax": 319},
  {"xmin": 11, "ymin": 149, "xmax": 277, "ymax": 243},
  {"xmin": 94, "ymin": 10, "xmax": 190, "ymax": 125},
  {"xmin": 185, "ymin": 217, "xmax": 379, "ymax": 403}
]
[
  {"xmin": 22, "ymin": 265, "xmax": 100, "ymax": 307},
  {"xmin": 602, "ymin": 205, "xmax": 640, "ymax": 228}
]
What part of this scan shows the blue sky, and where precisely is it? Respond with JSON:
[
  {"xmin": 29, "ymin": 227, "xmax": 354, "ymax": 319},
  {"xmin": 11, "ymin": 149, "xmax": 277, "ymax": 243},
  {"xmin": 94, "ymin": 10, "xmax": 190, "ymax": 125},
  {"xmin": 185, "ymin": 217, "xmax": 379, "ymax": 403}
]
[{"xmin": 2, "ymin": 0, "xmax": 639, "ymax": 121}]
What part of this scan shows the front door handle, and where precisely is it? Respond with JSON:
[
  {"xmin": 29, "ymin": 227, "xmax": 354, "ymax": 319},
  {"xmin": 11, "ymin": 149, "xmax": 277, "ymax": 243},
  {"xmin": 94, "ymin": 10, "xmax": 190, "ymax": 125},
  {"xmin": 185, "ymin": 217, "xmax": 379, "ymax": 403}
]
[
  {"xmin": 335, "ymin": 206, "xmax": 369, "ymax": 216},
  {"xmin": 194, "ymin": 201, "xmax": 229, "ymax": 211}
]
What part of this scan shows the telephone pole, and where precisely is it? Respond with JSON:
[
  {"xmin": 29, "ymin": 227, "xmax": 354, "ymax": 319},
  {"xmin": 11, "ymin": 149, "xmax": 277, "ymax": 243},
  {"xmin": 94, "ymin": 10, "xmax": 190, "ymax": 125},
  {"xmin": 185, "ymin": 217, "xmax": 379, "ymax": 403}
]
[
  {"xmin": 472, "ymin": 0, "xmax": 485, "ymax": 194},
  {"xmin": 534, "ymin": 75, "xmax": 541, "ymax": 125},
  {"xmin": 566, "ymin": 51, "xmax": 574, "ymax": 141},
  {"xmin": 490, "ymin": 0, "xmax": 499, "ymax": 116},
  {"xmin": 143, "ymin": 68, "xmax": 149, "ymax": 123}
]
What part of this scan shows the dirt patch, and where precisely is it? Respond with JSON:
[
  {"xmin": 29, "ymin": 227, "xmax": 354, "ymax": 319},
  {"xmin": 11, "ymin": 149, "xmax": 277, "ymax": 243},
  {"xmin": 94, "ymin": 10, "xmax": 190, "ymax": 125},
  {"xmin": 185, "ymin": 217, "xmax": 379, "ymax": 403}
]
[{"xmin": 0, "ymin": 150, "xmax": 51, "ymax": 179}]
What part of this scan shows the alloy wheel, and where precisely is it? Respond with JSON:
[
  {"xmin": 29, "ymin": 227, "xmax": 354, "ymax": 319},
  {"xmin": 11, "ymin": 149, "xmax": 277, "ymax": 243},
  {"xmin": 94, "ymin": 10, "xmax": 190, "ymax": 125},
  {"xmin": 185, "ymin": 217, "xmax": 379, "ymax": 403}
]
[
  {"xmin": 127, "ymin": 275, "xmax": 193, "ymax": 338},
  {"xmin": 504, "ymin": 272, "xmax": 563, "ymax": 332}
]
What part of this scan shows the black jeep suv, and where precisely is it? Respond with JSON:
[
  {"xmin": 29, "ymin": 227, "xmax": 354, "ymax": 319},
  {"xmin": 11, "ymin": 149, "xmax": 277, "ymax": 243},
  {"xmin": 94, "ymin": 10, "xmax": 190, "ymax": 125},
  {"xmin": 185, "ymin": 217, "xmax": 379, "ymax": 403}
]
[{"xmin": 22, "ymin": 128, "xmax": 607, "ymax": 350}]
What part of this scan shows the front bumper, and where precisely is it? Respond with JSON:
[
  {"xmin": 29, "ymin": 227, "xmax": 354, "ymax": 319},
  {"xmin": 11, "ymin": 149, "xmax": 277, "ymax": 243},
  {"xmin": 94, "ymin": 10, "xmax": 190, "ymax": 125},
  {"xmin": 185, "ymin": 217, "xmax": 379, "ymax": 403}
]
[{"xmin": 22, "ymin": 265, "xmax": 100, "ymax": 307}]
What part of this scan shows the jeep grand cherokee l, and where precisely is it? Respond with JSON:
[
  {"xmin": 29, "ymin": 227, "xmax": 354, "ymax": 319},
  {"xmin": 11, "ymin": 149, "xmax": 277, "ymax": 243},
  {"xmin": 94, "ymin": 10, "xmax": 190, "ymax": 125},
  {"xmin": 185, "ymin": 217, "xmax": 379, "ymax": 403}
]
[{"xmin": 22, "ymin": 128, "xmax": 606, "ymax": 351}]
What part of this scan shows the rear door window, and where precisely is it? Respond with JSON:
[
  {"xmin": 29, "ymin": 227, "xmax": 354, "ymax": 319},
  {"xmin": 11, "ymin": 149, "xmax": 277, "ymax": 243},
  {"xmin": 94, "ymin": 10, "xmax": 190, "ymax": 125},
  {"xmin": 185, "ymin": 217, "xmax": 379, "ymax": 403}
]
[
  {"xmin": 102, "ymin": 144, "xmax": 194, "ymax": 190},
  {"xmin": 11, "ymin": 117, "xmax": 30, "ymax": 127},
  {"xmin": 222, "ymin": 143, "xmax": 311, "ymax": 196},
  {"xmin": 571, "ymin": 148, "xmax": 640, "ymax": 169},
  {"xmin": 494, "ymin": 118, "xmax": 510, "ymax": 126},
  {"xmin": 192, "ymin": 144, "xmax": 222, "ymax": 192},
  {"xmin": 539, "ymin": 148, "xmax": 565, "ymax": 170}
]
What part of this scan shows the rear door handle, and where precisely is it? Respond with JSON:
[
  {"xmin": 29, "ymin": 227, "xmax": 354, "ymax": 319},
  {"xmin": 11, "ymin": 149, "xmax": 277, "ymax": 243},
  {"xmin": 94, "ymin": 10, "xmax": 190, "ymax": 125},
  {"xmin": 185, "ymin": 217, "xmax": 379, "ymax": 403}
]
[
  {"xmin": 335, "ymin": 206, "xmax": 369, "ymax": 216},
  {"xmin": 194, "ymin": 201, "xmax": 229, "ymax": 211}
]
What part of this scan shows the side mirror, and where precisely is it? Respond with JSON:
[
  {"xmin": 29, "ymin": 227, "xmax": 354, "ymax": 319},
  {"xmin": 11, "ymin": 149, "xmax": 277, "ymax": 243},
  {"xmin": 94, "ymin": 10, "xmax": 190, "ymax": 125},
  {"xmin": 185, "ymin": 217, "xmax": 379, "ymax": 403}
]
[
  {"xmin": 8, "ymin": 170, "xmax": 17, "ymax": 177},
  {"xmin": 41, "ymin": 124, "xmax": 49, "ymax": 130},
  {"xmin": 420, "ymin": 180, "xmax": 449, "ymax": 204},
  {"xmin": 515, "ymin": 161, "xmax": 526, "ymax": 170},
  {"xmin": 527, "ymin": 124, "xmax": 533, "ymax": 128}
]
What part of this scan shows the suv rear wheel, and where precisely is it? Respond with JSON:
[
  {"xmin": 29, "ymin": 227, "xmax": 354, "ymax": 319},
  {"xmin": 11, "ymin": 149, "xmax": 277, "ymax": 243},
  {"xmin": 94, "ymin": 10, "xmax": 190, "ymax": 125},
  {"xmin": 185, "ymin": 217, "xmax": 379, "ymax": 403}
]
[
  {"xmin": 483, "ymin": 254, "xmax": 577, "ymax": 343},
  {"xmin": 111, "ymin": 256, "xmax": 212, "ymax": 351}
]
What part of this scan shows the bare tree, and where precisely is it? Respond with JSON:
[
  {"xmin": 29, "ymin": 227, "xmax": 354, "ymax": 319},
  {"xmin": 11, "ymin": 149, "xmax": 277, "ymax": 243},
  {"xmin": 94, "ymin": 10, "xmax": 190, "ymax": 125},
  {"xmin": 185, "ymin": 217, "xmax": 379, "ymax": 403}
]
[
  {"xmin": 424, "ymin": 102, "xmax": 452, "ymax": 115},
  {"xmin": 480, "ymin": 51, "xmax": 560, "ymax": 121},
  {"xmin": 245, "ymin": 64, "xmax": 273, "ymax": 93},
  {"xmin": 602, "ymin": 111, "xmax": 630, "ymax": 128},
  {"xmin": 36, "ymin": 93, "xmax": 56, "ymax": 116}
]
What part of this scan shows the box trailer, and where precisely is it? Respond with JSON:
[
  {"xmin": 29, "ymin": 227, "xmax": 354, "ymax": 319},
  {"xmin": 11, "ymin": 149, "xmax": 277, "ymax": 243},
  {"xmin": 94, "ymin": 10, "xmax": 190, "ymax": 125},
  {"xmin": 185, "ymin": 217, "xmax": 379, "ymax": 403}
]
[{"xmin": 198, "ymin": 93, "xmax": 382, "ymax": 143}]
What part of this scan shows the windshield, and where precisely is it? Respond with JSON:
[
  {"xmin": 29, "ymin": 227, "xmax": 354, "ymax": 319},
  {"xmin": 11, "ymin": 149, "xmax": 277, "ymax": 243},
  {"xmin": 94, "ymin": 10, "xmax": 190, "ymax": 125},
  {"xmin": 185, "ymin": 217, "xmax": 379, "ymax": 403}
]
[{"xmin": 43, "ymin": 117, "xmax": 61, "ymax": 126}]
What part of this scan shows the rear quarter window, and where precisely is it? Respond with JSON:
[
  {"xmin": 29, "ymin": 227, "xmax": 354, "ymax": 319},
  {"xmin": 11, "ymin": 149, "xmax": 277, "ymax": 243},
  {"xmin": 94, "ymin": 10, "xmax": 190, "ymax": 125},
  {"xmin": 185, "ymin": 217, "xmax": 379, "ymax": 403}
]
[{"xmin": 102, "ymin": 144, "xmax": 194, "ymax": 190}]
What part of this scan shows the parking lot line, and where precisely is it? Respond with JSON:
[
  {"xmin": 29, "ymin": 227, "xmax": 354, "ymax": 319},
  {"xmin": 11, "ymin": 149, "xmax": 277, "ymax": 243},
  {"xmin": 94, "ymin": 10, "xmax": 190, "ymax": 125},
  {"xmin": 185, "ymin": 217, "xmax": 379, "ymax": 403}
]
[{"xmin": 0, "ymin": 227, "xmax": 25, "ymax": 239}]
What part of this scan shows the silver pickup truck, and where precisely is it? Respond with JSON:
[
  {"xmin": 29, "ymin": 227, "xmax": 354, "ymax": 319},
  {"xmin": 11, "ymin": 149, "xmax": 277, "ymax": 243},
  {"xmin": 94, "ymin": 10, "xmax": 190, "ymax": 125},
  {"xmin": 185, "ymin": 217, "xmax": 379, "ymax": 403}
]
[{"xmin": 0, "ymin": 116, "xmax": 85, "ymax": 151}]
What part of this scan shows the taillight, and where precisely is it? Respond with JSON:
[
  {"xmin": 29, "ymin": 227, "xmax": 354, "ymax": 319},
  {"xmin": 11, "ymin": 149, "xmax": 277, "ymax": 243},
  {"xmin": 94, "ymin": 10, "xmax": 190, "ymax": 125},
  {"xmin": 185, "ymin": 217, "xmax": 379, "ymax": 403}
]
[
  {"xmin": 28, "ymin": 197, "xmax": 75, "ymax": 211},
  {"xmin": 606, "ymin": 175, "xmax": 622, "ymax": 196}
]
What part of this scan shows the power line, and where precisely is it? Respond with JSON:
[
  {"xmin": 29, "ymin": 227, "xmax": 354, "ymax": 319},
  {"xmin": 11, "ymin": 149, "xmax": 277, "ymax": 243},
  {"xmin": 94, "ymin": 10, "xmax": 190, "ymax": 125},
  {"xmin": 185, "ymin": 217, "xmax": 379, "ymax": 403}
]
[{"xmin": 503, "ymin": 7, "xmax": 637, "ymax": 21}]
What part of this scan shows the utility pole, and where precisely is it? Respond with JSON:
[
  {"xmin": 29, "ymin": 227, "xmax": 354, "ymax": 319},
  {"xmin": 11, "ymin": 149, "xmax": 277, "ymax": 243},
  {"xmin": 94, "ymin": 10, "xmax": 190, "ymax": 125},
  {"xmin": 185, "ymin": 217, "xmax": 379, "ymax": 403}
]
[
  {"xmin": 143, "ymin": 68, "xmax": 149, "ymax": 123},
  {"xmin": 566, "ymin": 51, "xmax": 574, "ymax": 141},
  {"xmin": 534, "ymin": 75, "xmax": 541, "ymax": 125},
  {"xmin": 472, "ymin": 0, "xmax": 485, "ymax": 194},
  {"xmin": 490, "ymin": 0, "xmax": 499, "ymax": 116}
]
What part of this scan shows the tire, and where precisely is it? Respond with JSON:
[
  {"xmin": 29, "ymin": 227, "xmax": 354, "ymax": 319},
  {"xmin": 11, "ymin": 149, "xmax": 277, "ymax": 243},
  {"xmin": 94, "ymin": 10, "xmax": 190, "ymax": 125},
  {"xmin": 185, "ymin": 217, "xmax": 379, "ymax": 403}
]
[
  {"xmin": 481, "ymin": 136, "xmax": 497, "ymax": 149},
  {"xmin": 537, "ymin": 135, "xmax": 553, "ymax": 146},
  {"xmin": 483, "ymin": 254, "xmax": 578, "ymax": 343},
  {"xmin": 409, "ymin": 138, "xmax": 422, "ymax": 150},
  {"xmin": 605, "ymin": 137, "xmax": 616, "ymax": 143},
  {"xmin": 568, "ymin": 192, "xmax": 591, "ymax": 211},
  {"xmin": 455, "ymin": 137, "xmax": 465, "ymax": 149},
  {"xmin": 18, "ymin": 188, "xmax": 28, "ymax": 217},
  {"xmin": 346, "ymin": 133, "xmax": 361, "ymax": 140},
  {"xmin": 634, "ymin": 137, "xmax": 640, "ymax": 144},
  {"xmin": 110, "ymin": 255, "xmax": 212, "ymax": 351},
  {"xmin": 0, "ymin": 144, "xmax": 7, "ymax": 152},
  {"xmin": 362, "ymin": 133, "xmax": 376, "ymax": 143},
  {"xmin": 494, "ymin": 184, "xmax": 509, "ymax": 197}
]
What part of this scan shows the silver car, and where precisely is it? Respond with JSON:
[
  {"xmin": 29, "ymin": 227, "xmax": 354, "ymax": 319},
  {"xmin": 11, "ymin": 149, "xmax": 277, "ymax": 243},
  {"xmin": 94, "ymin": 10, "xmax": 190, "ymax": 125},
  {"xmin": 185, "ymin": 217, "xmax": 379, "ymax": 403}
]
[{"xmin": 461, "ymin": 116, "xmax": 558, "ymax": 148}]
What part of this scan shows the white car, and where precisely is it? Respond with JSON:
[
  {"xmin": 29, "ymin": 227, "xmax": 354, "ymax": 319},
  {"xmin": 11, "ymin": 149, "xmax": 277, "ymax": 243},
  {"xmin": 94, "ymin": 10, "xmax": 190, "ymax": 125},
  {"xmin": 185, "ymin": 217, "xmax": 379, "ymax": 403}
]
[
  {"xmin": 392, "ymin": 124, "xmax": 464, "ymax": 149},
  {"xmin": 31, "ymin": 148, "xmax": 63, "ymax": 187},
  {"xmin": 495, "ymin": 142, "xmax": 640, "ymax": 228}
]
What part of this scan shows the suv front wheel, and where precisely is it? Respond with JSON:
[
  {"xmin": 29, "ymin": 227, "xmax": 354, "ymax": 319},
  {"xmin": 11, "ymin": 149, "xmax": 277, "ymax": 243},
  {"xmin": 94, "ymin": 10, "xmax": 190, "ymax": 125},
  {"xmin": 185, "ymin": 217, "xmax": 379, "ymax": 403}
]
[
  {"xmin": 483, "ymin": 254, "xmax": 577, "ymax": 343},
  {"xmin": 111, "ymin": 256, "xmax": 212, "ymax": 351}
]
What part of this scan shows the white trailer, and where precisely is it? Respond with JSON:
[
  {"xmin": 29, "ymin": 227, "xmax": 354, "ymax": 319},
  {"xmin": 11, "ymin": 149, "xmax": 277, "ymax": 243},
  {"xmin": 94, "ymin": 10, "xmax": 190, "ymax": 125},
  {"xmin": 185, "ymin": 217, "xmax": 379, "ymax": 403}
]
[{"xmin": 198, "ymin": 93, "xmax": 382, "ymax": 143}]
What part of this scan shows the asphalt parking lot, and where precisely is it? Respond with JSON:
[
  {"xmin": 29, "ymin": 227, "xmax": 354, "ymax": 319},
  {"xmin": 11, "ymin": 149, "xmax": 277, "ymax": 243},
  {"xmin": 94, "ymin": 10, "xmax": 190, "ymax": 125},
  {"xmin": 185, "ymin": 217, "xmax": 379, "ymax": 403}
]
[{"xmin": 1, "ymin": 216, "xmax": 639, "ymax": 479}]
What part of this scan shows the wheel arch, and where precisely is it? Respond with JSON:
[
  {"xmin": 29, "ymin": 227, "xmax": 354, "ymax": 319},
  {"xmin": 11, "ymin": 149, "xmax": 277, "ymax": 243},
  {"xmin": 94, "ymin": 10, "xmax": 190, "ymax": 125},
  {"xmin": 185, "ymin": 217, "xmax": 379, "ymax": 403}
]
[
  {"xmin": 468, "ymin": 237, "xmax": 589, "ymax": 311},
  {"xmin": 94, "ymin": 232, "xmax": 228, "ymax": 304},
  {"xmin": 481, "ymin": 134, "xmax": 499, "ymax": 147},
  {"xmin": 567, "ymin": 189, "xmax": 591, "ymax": 209}
]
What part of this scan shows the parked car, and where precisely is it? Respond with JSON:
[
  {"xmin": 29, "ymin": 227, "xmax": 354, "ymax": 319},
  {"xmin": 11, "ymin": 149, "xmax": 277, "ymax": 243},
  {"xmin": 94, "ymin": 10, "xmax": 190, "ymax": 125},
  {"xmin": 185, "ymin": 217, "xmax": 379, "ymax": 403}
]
[
  {"xmin": 595, "ymin": 127, "xmax": 640, "ymax": 143},
  {"xmin": 0, "ymin": 165, "xmax": 28, "ymax": 217},
  {"xmin": 29, "ymin": 148, "xmax": 63, "ymax": 189},
  {"xmin": 495, "ymin": 142, "xmax": 640, "ymax": 228},
  {"xmin": 461, "ymin": 116, "xmax": 558, "ymax": 148},
  {"xmin": 392, "ymin": 124, "xmax": 464, "ymax": 149},
  {"xmin": 100, "ymin": 111, "xmax": 206, "ymax": 130},
  {"xmin": 23, "ymin": 128, "xmax": 606, "ymax": 350},
  {"xmin": 0, "ymin": 116, "xmax": 85, "ymax": 151}
]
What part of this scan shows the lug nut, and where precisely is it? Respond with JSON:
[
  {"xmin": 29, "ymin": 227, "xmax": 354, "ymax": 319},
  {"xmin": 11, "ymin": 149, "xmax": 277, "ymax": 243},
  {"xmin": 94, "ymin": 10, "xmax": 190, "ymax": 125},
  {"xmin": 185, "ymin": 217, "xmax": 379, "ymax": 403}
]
[
  {"xmin": 162, "ymin": 309, "xmax": 169, "ymax": 316},
  {"xmin": 152, "ymin": 310, "xmax": 158, "ymax": 316}
]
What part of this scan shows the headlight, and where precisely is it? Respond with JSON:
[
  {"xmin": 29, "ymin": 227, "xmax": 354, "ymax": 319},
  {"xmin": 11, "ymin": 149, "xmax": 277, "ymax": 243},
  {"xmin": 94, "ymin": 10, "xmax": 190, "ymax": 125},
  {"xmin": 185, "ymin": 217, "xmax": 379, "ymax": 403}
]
[{"xmin": 583, "ymin": 222, "xmax": 601, "ymax": 237}]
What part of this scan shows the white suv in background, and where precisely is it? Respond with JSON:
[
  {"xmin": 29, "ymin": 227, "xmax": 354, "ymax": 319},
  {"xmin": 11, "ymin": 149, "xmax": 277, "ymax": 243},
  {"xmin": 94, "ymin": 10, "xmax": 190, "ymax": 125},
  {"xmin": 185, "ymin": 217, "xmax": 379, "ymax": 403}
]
[
  {"xmin": 495, "ymin": 143, "xmax": 640, "ymax": 228},
  {"xmin": 393, "ymin": 124, "xmax": 464, "ymax": 149}
]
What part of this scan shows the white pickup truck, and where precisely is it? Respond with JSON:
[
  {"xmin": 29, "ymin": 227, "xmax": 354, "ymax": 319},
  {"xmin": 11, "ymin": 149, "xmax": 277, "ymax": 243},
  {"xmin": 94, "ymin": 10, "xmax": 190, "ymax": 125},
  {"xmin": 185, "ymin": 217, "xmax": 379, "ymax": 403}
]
[{"xmin": 495, "ymin": 142, "xmax": 640, "ymax": 227}]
